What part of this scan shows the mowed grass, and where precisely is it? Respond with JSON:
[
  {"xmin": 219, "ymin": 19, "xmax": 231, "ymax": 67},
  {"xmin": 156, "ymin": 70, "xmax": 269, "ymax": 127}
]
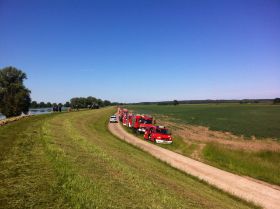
[
  {"xmin": 0, "ymin": 108, "xmax": 259, "ymax": 208},
  {"xmin": 127, "ymin": 104, "xmax": 280, "ymax": 139}
]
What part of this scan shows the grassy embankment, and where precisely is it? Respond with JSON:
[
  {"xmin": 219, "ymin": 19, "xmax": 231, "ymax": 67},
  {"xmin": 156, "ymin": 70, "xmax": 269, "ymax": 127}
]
[
  {"xmin": 0, "ymin": 107, "xmax": 258, "ymax": 208},
  {"xmin": 126, "ymin": 104, "xmax": 280, "ymax": 185}
]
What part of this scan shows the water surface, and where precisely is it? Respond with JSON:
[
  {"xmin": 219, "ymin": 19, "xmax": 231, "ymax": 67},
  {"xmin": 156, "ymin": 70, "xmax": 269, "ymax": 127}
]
[{"xmin": 0, "ymin": 108, "xmax": 60, "ymax": 120}]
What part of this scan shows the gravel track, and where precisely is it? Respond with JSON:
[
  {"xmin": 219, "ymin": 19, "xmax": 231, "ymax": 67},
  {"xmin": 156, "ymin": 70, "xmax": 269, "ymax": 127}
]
[{"xmin": 109, "ymin": 120, "xmax": 280, "ymax": 209}]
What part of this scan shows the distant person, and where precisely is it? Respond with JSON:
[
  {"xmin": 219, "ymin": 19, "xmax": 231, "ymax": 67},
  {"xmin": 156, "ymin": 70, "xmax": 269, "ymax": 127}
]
[{"xmin": 58, "ymin": 104, "xmax": 62, "ymax": 112}]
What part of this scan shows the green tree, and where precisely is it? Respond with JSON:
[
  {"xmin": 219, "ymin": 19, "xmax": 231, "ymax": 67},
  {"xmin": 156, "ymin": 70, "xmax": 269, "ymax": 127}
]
[
  {"xmin": 86, "ymin": 96, "xmax": 97, "ymax": 106},
  {"xmin": 0, "ymin": 66, "xmax": 31, "ymax": 117},
  {"xmin": 30, "ymin": 101, "xmax": 38, "ymax": 108},
  {"xmin": 39, "ymin": 101, "xmax": 45, "ymax": 108},
  {"xmin": 46, "ymin": 102, "xmax": 52, "ymax": 107},
  {"xmin": 64, "ymin": 101, "xmax": 70, "ymax": 107},
  {"xmin": 273, "ymin": 98, "xmax": 280, "ymax": 104},
  {"xmin": 173, "ymin": 100, "xmax": 179, "ymax": 106},
  {"xmin": 103, "ymin": 100, "xmax": 111, "ymax": 106},
  {"xmin": 96, "ymin": 99, "xmax": 104, "ymax": 107}
]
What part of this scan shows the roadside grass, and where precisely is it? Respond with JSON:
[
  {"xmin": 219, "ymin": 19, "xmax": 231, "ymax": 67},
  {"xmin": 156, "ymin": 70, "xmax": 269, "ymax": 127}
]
[
  {"xmin": 126, "ymin": 104, "xmax": 280, "ymax": 139},
  {"xmin": 0, "ymin": 108, "xmax": 259, "ymax": 208},
  {"xmin": 121, "ymin": 120, "xmax": 280, "ymax": 185},
  {"xmin": 203, "ymin": 143, "xmax": 280, "ymax": 185},
  {"xmin": 125, "ymin": 104, "xmax": 280, "ymax": 186}
]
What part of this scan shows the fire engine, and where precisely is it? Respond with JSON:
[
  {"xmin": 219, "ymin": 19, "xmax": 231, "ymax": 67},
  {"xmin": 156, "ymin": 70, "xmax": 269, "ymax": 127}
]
[
  {"xmin": 119, "ymin": 108, "xmax": 128, "ymax": 123},
  {"xmin": 131, "ymin": 114, "xmax": 142, "ymax": 131},
  {"xmin": 138, "ymin": 115, "xmax": 153, "ymax": 133},
  {"xmin": 127, "ymin": 113, "xmax": 133, "ymax": 127},
  {"xmin": 144, "ymin": 126, "xmax": 173, "ymax": 144}
]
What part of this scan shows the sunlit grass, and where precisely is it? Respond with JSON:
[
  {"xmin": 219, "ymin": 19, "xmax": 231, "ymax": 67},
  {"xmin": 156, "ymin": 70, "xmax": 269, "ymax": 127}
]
[
  {"xmin": 203, "ymin": 143, "xmax": 280, "ymax": 185},
  {"xmin": 0, "ymin": 108, "xmax": 259, "ymax": 208}
]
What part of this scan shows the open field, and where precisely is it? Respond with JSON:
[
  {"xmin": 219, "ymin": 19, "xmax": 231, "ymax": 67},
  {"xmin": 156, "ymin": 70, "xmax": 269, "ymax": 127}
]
[
  {"xmin": 127, "ymin": 104, "xmax": 280, "ymax": 139},
  {"xmin": 0, "ymin": 108, "xmax": 257, "ymax": 208},
  {"xmin": 126, "ymin": 104, "xmax": 280, "ymax": 185}
]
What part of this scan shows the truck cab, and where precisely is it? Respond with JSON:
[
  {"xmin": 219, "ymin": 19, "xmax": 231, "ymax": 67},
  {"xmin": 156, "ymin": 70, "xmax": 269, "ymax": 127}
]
[
  {"xmin": 119, "ymin": 109, "xmax": 128, "ymax": 123},
  {"xmin": 131, "ymin": 114, "xmax": 143, "ymax": 132},
  {"xmin": 138, "ymin": 115, "xmax": 153, "ymax": 133},
  {"xmin": 144, "ymin": 126, "xmax": 173, "ymax": 144}
]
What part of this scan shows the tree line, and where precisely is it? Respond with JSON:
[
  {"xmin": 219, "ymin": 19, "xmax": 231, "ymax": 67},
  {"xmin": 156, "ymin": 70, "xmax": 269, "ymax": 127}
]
[
  {"xmin": 0, "ymin": 66, "xmax": 115, "ymax": 118},
  {"xmin": 30, "ymin": 101, "xmax": 56, "ymax": 108},
  {"xmin": 69, "ymin": 97, "xmax": 112, "ymax": 108},
  {"xmin": 129, "ymin": 99, "xmax": 277, "ymax": 105},
  {"xmin": 30, "ymin": 98, "xmax": 115, "ymax": 109}
]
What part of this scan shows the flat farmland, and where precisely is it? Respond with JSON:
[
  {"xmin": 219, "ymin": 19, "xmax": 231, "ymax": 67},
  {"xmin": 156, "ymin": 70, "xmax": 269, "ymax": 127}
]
[
  {"xmin": 127, "ymin": 104, "xmax": 280, "ymax": 139},
  {"xmin": 126, "ymin": 104, "xmax": 280, "ymax": 185}
]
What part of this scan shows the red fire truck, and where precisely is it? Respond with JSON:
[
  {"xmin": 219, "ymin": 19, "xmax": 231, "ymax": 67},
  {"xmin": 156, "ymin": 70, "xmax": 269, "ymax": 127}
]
[
  {"xmin": 122, "ymin": 113, "xmax": 128, "ymax": 126},
  {"xmin": 130, "ymin": 114, "xmax": 153, "ymax": 133},
  {"xmin": 131, "ymin": 114, "xmax": 141, "ymax": 131},
  {"xmin": 138, "ymin": 115, "xmax": 153, "ymax": 133},
  {"xmin": 127, "ymin": 113, "xmax": 133, "ymax": 127},
  {"xmin": 144, "ymin": 126, "xmax": 173, "ymax": 144},
  {"xmin": 119, "ymin": 108, "xmax": 128, "ymax": 123}
]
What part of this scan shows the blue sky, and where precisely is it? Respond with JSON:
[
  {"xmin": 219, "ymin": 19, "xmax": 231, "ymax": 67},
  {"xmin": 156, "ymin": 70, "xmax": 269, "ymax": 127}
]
[{"xmin": 0, "ymin": 0, "xmax": 279, "ymax": 103}]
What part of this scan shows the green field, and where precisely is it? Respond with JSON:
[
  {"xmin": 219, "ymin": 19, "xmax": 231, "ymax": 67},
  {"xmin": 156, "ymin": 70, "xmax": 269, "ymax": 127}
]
[
  {"xmin": 0, "ymin": 108, "xmax": 258, "ymax": 208},
  {"xmin": 126, "ymin": 104, "xmax": 280, "ymax": 185},
  {"xmin": 126, "ymin": 104, "xmax": 280, "ymax": 139}
]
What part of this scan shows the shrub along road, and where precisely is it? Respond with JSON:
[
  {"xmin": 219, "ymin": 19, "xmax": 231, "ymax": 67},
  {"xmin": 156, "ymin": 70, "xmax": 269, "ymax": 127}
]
[
  {"xmin": 109, "ymin": 114, "xmax": 280, "ymax": 209},
  {"xmin": 0, "ymin": 107, "xmax": 258, "ymax": 209}
]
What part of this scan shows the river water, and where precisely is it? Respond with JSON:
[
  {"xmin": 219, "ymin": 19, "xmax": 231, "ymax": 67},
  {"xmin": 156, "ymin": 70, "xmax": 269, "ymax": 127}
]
[{"xmin": 0, "ymin": 108, "xmax": 64, "ymax": 120}]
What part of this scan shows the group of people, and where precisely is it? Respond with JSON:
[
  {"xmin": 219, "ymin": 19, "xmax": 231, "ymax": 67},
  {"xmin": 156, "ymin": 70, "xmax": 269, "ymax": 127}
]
[{"xmin": 52, "ymin": 104, "xmax": 62, "ymax": 112}]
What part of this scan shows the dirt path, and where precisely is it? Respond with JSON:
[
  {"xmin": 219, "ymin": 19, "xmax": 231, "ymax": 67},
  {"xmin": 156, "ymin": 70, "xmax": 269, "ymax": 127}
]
[{"xmin": 109, "ymin": 121, "xmax": 280, "ymax": 209}]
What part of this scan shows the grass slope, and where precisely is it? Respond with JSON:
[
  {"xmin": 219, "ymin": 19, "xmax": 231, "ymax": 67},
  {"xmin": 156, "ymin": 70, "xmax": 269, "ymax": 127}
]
[
  {"xmin": 0, "ymin": 108, "xmax": 258, "ymax": 208},
  {"xmin": 127, "ymin": 104, "xmax": 280, "ymax": 139}
]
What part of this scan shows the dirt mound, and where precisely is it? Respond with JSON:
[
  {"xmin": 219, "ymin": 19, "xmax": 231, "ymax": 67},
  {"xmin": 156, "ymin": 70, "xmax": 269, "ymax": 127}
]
[{"xmin": 0, "ymin": 115, "xmax": 31, "ymax": 127}]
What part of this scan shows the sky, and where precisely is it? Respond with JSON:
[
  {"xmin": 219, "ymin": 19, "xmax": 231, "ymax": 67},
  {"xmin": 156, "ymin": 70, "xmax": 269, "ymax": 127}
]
[{"xmin": 0, "ymin": 0, "xmax": 279, "ymax": 103}]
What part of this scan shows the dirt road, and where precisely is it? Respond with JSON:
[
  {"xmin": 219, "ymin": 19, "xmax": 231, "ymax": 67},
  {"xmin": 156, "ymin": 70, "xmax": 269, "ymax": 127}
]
[{"xmin": 109, "ymin": 121, "xmax": 280, "ymax": 209}]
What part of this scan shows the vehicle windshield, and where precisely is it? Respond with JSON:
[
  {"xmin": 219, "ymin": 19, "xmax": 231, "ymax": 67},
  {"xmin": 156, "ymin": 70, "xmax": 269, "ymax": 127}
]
[
  {"xmin": 110, "ymin": 116, "xmax": 116, "ymax": 118},
  {"xmin": 156, "ymin": 128, "xmax": 170, "ymax": 135},
  {"xmin": 143, "ymin": 119, "xmax": 152, "ymax": 124}
]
